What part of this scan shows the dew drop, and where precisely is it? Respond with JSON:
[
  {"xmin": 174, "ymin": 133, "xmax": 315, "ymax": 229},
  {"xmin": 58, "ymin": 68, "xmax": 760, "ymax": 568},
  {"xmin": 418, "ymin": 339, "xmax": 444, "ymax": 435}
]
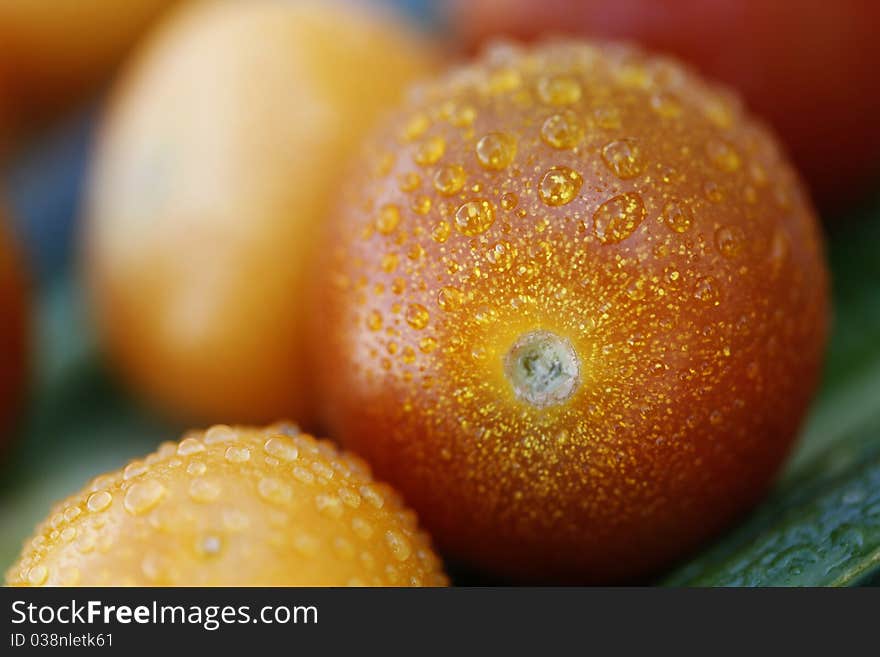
[
  {"xmin": 693, "ymin": 276, "xmax": 721, "ymax": 305},
  {"xmin": 660, "ymin": 200, "xmax": 692, "ymax": 233},
  {"xmin": 225, "ymin": 446, "xmax": 251, "ymax": 463},
  {"xmin": 703, "ymin": 181, "xmax": 725, "ymax": 203},
  {"xmin": 187, "ymin": 461, "xmax": 206, "ymax": 476},
  {"xmin": 177, "ymin": 437, "xmax": 205, "ymax": 456},
  {"xmin": 486, "ymin": 241, "xmax": 517, "ymax": 271},
  {"xmin": 124, "ymin": 480, "xmax": 166, "ymax": 515},
  {"xmin": 87, "ymin": 491, "xmax": 113, "ymax": 513},
  {"xmin": 376, "ymin": 204, "xmax": 401, "ymax": 235},
  {"xmin": 223, "ymin": 509, "xmax": 250, "ymax": 532},
  {"xmin": 540, "ymin": 110, "xmax": 583, "ymax": 149},
  {"xmin": 385, "ymin": 530, "xmax": 413, "ymax": 562},
  {"xmin": 315, "ymin": 493, "xmax": 344, "ymax": 519},
  {"xmin": 487, "ymin": 66, "xmax": 522, "ymax": 94},
  {"xmin": 27, "ymin": 565, "xmax": 48, "ymax": 586},
  {"xmin": 500, "ymin": 192, "xmax": 518, "ymax": 210},
  {"xmin": 397, "ymin": 172, "xmax": 421, "ymax": 193},
  {"xmin": 706, "ymin": 138, "xmax": 741, "ymax": 172},
  {"xmin": 650, "ymin": 92, "xmax": 682, "ymax": 118},
  {"xmin": 715, "ymin": 225, "xmax": 746, "ymax": 258},
  {"xmin": 293, "ymin": 466, "xmax": 315, "ymax": 485},
  {"xmin": 419, "ymin": 336, "xmax": 437, "ymax": 353},
  {"xmin": 601, "ymin": 139, "xmax": 645, "ymax": 179},
  {"xmin": 704, "ymin": 95, "xmax": 735, "ymax": 128},
  {"xmin": 204, "ymin": 425, "xmax": 236, "ymax": 445},
  {"xmin": 431, "ymin": 220, "xmax": 451, "ymax": 243},
  {"xmin": 411, "ymin": 195, "xmax": 432, "ymax": 215},
  {"xmin": 538, "ymin": 166, "xmax": 583, "ymax": 206},
  {"xmin": 189, "ymin": 478, "xmax": 221, "ymax": 503},
  {"xmin": 593, "ymin": 193, "xmax": 646, "ymax": 244},
  {"xmin": 433, "ymin": 164, "xmax": 466, "ymax": 195},
  {"xmin": 449, "ymin": 103, "xmax": 477, "ymax": 127},
  {"xmin": 123, "ymin": 461, "xmax": 147, "ymax": 480},
  {"xmin": 475, "ymin": 132, "xmax": 517, "ymax": 170},
  {"xmin": 454, "ymin": 199, "xmax": 496, "ymax": 235},
  {"xmin": 360, "ymin": 484, "xmax": 385, "ymax": 509},
  {"xmin": 197, "ymin": 534, "xmax": 223, "ymax": 558},
  {"xmin": 257, "ymin": 477, "xmax": 293, "ymax": 505},
  {"xmin": 380, "ymin": 253, "xmax": 399, "ymax": 273},
  {"xmin": 264, "ymin": 436, "xmax": 299, "ymax": 461},
  {"xmin": 405, "ymin": 303, "xmax": 430, "ymax": 330},
  {"xmin": 339, "ymin": 487, "xmax": 362, "ymax": 508},
  {"xmin": 437, "ymin": 286, "xmax": 464, "ymax": 312},
  {"xmin": 626, "ymin": 279, "xmax": 647, "ymax": 301},
  {"xmin": 537, "ymin": 75, "xmax": 582, "ymax": 105},
  {"xmin": 414, "ymin": 135, "xmax": 446, "ymax": 166},
  {"xmin": 366, "ymin": 310, "xmax": 383, "ymax": 332},
  {"xmin": 594, "ymin": 105, "xmax": 621, "ymax": 129},
  {"xmin": 402, "ymin": 113, "xmax": 429, "ymax": 141}
]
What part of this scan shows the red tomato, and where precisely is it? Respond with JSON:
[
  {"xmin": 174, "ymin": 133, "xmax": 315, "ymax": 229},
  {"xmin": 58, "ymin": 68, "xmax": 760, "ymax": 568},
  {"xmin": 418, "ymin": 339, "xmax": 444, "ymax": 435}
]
[
  {"xmin": 309, "ymin": 41, "xmax": 829, "ymax": 582},
  {"xmin": 448, "ymin": 0, "xmax": 880, "ymax": 208},
  {"xmin": 0, "ymin": 209, "xmax": 28, "ymax": 443}
]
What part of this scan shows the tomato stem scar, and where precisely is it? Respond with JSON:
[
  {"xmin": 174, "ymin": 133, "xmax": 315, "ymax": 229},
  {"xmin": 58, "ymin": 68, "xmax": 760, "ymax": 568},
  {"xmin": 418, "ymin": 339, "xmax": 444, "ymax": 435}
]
[{"xmin": 504, "ymin": 330, "xmax": 580, "ymax": 408}]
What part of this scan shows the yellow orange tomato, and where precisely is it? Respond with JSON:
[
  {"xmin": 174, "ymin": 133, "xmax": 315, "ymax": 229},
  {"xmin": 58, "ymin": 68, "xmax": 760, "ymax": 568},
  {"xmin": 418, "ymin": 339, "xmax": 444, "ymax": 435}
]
[
  {"xmin": 84, "ymin": 0, "xmax": 435, "ymax": 425},
  {"xmin": 7, "ymin": 423, "xmax": 448, "ymax": 586},
  {"xmin": 309, "ymin": 41, "xmax": 829, "ymax": 582},
  {"xmin": 0, "ymin": 208, "xmax": 27, "ymax": 443},
  {"xmin": 0, "ymin": 0, "xmax": 176, "ymax": 118}
]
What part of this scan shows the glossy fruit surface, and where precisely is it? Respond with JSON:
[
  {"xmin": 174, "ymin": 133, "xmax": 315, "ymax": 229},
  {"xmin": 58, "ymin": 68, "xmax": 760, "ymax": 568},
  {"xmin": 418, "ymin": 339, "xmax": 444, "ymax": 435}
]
[
  {"xmin": 0, "ymin": 209, "xmax": 28, "ymax": 442},
  {"xmin": 85, "ymin": 0, "xmax": 435, "ymax": 424},
  {"xmin": 0, "ymin": 0, "xmax": 175, "ymax": 117},
  {"xmin": 309, "ymin": 41, "xmax": 829, "ymax": 582},
  {"xmin": 448, "ymin": 0, "xmax": 880, "ymax": 207},
  {"xmin": 6, "ymin": 423, "xmax": 448, "ymax": 586}
]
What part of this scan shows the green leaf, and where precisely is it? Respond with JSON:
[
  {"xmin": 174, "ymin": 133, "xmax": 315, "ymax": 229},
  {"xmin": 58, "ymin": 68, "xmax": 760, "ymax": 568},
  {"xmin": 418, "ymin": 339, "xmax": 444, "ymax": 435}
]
[
  {"xmin": 663, "ymin": 196, "xmax": 880, "ymax": 586},
  {"xmin": 0, "ymin": 282, "xmax": 177, "ymax": 572}
]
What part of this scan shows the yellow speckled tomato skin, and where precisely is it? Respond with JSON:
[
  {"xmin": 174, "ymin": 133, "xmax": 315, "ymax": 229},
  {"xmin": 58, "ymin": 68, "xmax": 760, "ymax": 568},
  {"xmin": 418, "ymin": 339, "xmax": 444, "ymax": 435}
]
[
  {"xmin": 6, "ymin": 424, "xmax": 448, "ymax": 587},
  {"xmin": 308, "ymin": 41, "xmax": 829, "ymax": 582},
  {"xmin": 84, "ymin": 0, "xmax": 436, "ymax": 425},
  {"xmin": 0, "ymin": 0, "xmax": 176, "ymax": 117},
  {"xmin": 0, "ymin": 209, "xmax": 28, "ymax": 444}
]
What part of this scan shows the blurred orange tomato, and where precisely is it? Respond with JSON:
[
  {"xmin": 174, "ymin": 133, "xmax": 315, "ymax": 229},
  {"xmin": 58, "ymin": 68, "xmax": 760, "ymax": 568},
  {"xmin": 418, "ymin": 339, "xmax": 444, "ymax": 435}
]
[
  {"xmin": 0, "ymin": 208, "xmax": 28, "ymax": 443},
  {"xmin": 309, "ymin": 40, "xmax": 828, "ymax": 582},
  {"xmin": 0, "ymin": 0, "xmax": 176, "ymax": 119},
  {"xmin": 448, "ymin": 0, "xmax": 880, "ymax": 207},
  {"xmin": 84, "ymin": 0, "xmax": 436, "ymax": 425}
]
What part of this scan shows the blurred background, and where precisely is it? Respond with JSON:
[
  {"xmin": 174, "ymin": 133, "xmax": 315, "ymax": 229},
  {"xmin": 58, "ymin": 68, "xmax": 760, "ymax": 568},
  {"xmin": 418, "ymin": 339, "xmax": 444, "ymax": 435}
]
[{"xmin": 1, "ymin": 0, "xmax": 879, "ymax": 584}]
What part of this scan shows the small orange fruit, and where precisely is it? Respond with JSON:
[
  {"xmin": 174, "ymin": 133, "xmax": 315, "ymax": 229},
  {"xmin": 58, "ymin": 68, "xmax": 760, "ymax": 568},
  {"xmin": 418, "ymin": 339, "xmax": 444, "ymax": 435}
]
[
  {"xmin": 6, "ymin": 423, "xmax": 448, "ymax": 586},
  {"xmin": 309, "ymin": 41, "xmax": 829, "ymax": 582},
  {"xmin": 84, "ymin": 0, "xmax": 436, "ymax": 425},
  {"xmin": 0, "ymin": 208, "xmax": 28, "ymax": 443}
]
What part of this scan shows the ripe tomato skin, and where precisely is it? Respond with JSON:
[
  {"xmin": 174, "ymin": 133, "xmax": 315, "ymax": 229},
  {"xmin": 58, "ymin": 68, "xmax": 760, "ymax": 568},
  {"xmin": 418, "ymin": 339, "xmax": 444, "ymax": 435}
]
[
  {"xmin": 84, "ymin": 0, "xmax": 436, "ymax": 425},
  {"xmin": 0, "ymin": 0, "xmax": 175, "ymax": 119},
  {"xmin": 6, "ymin": 423, "xmax": 448, "ymax": 586},
  {"xmin": 0, "ymin": 210, "xmax": 28, "ymax": 444},
  {"xmin": 448, "ymin": 0, "xmax": 880, "ymax": 207},
  {"xmin": 309, "ymin": 41, "xmax": 829, "ymax": 582}
]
